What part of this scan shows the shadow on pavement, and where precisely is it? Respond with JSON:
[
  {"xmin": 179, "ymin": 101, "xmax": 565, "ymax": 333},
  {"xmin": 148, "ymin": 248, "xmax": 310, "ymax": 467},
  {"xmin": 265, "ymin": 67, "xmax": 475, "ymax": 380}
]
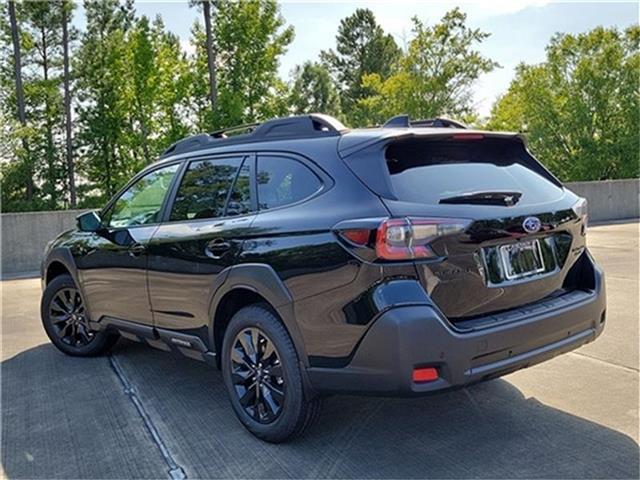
[{"xmin": 2, "ymin": 340, "xmax": 639, "ymax": 479}]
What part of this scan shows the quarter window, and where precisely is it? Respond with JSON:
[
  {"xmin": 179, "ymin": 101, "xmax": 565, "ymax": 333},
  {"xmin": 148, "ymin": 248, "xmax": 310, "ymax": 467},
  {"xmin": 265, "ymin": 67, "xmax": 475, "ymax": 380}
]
[
  {"xmin": 170, "ymin": 157, "xmax": 245, "ymax": 221},
  {"xmin": 106, "ymin": 164, "xmax": 179, "ymax": 228},
  {"xmin": 257, "ymin": 156, "xmax": 321, "ymax": 210}
]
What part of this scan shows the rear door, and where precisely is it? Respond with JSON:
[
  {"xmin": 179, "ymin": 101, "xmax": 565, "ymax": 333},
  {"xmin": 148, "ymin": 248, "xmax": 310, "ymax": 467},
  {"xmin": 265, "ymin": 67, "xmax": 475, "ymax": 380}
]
[
  {"xmin": 345, "ymin": 135, "xmax": 585, "ymax": 320},
  {"xmin": 146, "ymin": 154, "xmax": 256, "ymax": 335}
]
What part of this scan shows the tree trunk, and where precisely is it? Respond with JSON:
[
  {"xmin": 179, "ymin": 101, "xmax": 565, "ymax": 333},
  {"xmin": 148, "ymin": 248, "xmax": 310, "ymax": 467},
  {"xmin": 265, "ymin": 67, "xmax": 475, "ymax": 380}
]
[
  {"xmin": 203, "ymin": 1, "xmax": 217, "ymax": 117},
  {"xmin": 41, "ymin": 23, "xmax": 58, "ymax": 208},
  {"xmin": 8, "ymin": 1, "xmax": 25, "ymax": 124},
  {"xmin": 8, "ymin": 0, "xmax": 34, "ymax": 201},
  {"xmin": 62, "ymin": 3, "xmax": 76, "ymax": 207}
]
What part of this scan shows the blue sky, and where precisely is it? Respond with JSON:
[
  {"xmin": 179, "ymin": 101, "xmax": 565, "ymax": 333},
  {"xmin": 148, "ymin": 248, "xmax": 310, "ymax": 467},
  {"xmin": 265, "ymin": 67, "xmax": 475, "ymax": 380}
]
[{"xmin": 74, "ymin": 1, "xmax": 638, "ymax": 117}]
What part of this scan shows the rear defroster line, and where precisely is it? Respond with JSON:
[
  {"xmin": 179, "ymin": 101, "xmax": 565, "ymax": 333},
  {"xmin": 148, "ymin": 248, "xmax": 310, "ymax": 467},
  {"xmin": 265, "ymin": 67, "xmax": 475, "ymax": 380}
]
[{"xmin": 109, "ymin": 354, "xmax": 187, "ymax": 480}]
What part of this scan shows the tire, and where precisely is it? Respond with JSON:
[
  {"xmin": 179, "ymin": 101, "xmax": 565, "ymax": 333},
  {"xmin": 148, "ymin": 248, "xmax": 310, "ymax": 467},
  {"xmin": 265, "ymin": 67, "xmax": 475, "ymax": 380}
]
[
  {"xmin": 41, "ymin": 274, "xmax": 119, "ymax": 357},
  {"xmin": 221, "ymin": 304, "xmax": 321, "ymax": 443}
]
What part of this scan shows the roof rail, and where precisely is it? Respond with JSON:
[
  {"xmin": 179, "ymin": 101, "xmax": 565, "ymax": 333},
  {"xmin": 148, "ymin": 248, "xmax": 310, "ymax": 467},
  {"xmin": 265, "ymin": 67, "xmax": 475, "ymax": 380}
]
[
  {"xmin": 160, "ymin": 114, "xmax": 347, "ymax": 159},
  {"xmin": 382, "ymin": 114, "xmax": 467, "ymax": 129},
  {"xmin": 210, "ymin": 122, "xmax": 261, "ymax": 138}
]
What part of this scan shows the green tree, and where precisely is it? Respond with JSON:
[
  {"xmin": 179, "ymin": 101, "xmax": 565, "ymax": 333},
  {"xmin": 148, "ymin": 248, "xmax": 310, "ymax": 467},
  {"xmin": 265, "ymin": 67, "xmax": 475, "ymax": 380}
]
[
  {"xmin": 1, "ymin": 0, "xmax": 38, "ymax": 211},
  {"xmin": 62, "ymin": 0, "xmax": 77, "ymax": 207},
  {"xmin": 0, "ymin": 1, "xmax": 75, "ymax": 210},
  {"xmin": 487, "ymin": 26, "xmax": 640, "ymax": 181},
  {"xmin": 151, "ymin": 17, "xmax": 192, "ymax": 148},
  {"xmin": 21, "ymin": 1, "xmax": 68, "ymax": 208},
  {"xmin": 187, "ymin": 0, "xmax": 293, "ymax": 130},
  {"xmin": 127, "ymin": 15, "xmax": 192, "ymax": 159},
  {"xmin": 188, "ymin": 21, "xmax": 215, "ymax": 131},
  {"xmin": 358, "ymin": 9, "xmax": 498, "ymax": 126},
  {"xmin": 212, "ymin": 0, "xmax": 294, "ymax": 128},
  {"xmin": 288, "ymin": 61, "xmax": 341, "ymax": 117},
  {"xmin": 75, "ymin": 0, "xmax": 135, "ymax": 202},
  {"xmin": 321, "ymin": 8, "xmax": 400, "ymax": 125},
  {"xmin": 130, "ymin": 16, "xmax": 155, "ymax": 160},
  {"xmin": 189, "ymin": 1, "xmax": 218, "ymax": 121}
]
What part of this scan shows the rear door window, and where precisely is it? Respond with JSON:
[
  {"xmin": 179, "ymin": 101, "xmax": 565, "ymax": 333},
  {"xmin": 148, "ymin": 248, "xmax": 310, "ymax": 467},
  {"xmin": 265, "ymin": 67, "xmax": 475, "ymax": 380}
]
[
  {"xmin": 170, "ymin": 157, "xmax": 245, "ymax": 221},
  {"xmin": 385, "ymin": 139, "xmax": 563, "ymax": 206},
  {"xmin": 226, "ymin": 160, "xmax": 252, "ymax": 217},
  {"xmin": 257, "ymin": 156, "xmax": 322, "ymax": 210}
]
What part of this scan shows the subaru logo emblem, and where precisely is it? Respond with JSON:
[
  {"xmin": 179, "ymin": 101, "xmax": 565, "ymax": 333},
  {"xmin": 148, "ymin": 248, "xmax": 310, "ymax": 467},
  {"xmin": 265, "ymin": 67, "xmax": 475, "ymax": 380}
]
[{"xmin": 522, "ymin": 216, "xmax": 542, "ymax": 233}]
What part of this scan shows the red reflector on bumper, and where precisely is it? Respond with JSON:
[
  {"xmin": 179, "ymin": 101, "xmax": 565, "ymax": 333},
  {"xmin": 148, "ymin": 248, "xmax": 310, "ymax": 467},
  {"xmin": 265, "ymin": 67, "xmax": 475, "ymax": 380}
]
[
  {"xmin": 340, "ymin": 229, "xmax": 370, "ymax": 246},
  {"xmin": 412, "ymin": 367, "xmax": 439, "ymax": 383}
]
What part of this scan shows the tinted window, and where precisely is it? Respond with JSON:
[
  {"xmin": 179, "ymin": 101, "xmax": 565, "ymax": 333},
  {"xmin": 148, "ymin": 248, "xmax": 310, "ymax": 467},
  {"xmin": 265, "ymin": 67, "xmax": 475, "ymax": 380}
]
[
  {"xmin": 385, "ymin": 139, "xmax": 563, "ymax": 206},
  {"xmin": 170, "ymin": 157, "xmax": 244, "ymax": 221},
  {"xmin": 106, "ymin": 164, "xmax": 179, "ymax": 228},
  {"xmin": 226, "ymin": 161, "xmax": 252, "ymax": 217},
  {"xmin": 257, "ymin": 156, "xmax": 321, "ymax": 210}
]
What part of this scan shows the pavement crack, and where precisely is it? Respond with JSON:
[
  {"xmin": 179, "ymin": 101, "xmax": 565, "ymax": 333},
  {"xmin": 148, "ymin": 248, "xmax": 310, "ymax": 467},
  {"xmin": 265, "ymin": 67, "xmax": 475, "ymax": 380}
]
[
  {"xmin": 109, "ymin": 354, "xmax": 187, "ymax": 480},
  {"xmin": 569, "ymin": 351, "xmax": 639, "ymax": 373}
]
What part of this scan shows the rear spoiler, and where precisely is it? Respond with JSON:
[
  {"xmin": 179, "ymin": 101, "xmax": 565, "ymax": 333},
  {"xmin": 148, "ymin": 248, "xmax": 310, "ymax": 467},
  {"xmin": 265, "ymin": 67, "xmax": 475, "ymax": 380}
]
[
  {"xmin": 338, "ymin": 132, "xmax": 562, "ymax": 201},
  {"xmin": 338, "ymin": 129, "xmax": 526, "ymax": 159}
]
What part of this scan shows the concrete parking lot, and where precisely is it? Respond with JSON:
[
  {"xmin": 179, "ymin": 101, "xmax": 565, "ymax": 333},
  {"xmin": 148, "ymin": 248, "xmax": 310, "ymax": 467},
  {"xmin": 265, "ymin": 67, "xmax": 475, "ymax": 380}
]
[{"xmin": 1, "ymin": 222, "xmax": 638, "ymax": 479}]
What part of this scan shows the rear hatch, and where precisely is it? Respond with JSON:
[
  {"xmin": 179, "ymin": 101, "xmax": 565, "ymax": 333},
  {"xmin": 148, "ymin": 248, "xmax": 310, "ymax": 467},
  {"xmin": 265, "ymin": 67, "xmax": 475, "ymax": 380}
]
[{"xmin": 341, "ymin": 132, "xmax": 587, "ymax": 321}]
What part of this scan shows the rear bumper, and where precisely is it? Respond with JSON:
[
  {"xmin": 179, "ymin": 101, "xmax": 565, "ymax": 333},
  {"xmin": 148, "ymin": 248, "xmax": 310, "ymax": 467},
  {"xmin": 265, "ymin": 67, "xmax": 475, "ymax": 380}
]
[{"xmin": 307, "ymin": 257, "xmax": 606, "ymax": 396}]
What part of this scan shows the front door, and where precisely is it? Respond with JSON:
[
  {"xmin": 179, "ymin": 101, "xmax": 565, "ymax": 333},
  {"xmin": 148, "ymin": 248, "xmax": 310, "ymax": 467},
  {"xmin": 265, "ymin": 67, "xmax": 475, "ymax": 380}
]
[
  {"xmin": 76, "ymin": 163, "xmax": 181, "ymax": 326},
  {"xmin": 147, "ymin": 155, "xmax": 255, "ymax": 338}
]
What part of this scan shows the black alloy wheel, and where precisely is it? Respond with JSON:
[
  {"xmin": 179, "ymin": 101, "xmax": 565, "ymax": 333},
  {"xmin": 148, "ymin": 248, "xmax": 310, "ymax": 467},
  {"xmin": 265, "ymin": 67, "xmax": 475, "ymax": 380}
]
[
  {"xmin": 221, "ymin": 304, "xmax": 322, "ymax": 442},
  {"xmin": 41, "ymin": 274, "xmax": 119, "ymax": 356},
  {"xmin": 230, "ymin": 327, "xmax": 285, "ymax": 424},
  {"xmin": 48, "ymin": 287, "xmax": 95, "ymax": 347}
]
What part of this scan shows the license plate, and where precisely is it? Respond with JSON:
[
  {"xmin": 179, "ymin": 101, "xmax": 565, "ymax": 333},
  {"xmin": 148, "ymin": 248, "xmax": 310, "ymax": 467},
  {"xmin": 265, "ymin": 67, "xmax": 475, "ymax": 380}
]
[{"xmin": 499, "ymin": 239, "xmax": 545, "ymax": 280}]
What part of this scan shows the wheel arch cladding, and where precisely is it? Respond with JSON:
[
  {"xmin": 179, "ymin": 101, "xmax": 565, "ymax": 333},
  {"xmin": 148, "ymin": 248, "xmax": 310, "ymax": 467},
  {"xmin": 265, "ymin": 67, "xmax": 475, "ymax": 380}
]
[
  {"xmin": 209, "ymin": 263, "xmax": 309, "ymax": 368},
  {"xmin": 45, "ymin": 260, "xmax": 71, "ymax": 285},
  {"xmin": 43, "ymin": 248, "xmax": 77, "ymax": 282}
]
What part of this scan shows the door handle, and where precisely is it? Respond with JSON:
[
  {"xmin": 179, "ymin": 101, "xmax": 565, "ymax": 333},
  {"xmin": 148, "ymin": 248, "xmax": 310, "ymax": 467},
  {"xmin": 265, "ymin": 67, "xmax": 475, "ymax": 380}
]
[
  {"xmin": 205, "ymin": 238, "xmax": 231, "ymax": 259},
  {"xmin": 128, "ymin": 243, "xmax": 147, "ymax": 257}
]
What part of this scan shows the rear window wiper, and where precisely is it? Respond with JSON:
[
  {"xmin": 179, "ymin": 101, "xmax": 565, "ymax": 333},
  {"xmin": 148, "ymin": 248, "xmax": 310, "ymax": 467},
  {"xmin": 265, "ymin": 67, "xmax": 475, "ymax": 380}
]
[{"xmin": 439, "ymin": 191, "xmax": 522, "ymax": 206}]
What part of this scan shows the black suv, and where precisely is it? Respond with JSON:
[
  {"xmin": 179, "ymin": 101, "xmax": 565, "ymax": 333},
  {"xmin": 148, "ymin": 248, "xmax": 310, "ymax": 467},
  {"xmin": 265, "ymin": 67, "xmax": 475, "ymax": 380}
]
[{"xmin": 41, "ymin": 114, "xmax": 606, "ymax": 442}]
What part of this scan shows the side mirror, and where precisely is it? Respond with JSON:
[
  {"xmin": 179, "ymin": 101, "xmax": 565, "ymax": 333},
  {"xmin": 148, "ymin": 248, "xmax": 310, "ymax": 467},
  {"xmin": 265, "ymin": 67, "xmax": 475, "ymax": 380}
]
[{"xmin": 76, "ymin": 210, "xmax": 102, "ymax": 232}]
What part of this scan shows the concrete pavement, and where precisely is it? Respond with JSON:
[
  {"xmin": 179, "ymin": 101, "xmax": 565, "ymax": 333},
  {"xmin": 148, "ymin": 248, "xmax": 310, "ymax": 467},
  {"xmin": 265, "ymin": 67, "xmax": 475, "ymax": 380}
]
[{"xmin": 2, "ymin": 222, "xmax": 638, "ymax": 479}]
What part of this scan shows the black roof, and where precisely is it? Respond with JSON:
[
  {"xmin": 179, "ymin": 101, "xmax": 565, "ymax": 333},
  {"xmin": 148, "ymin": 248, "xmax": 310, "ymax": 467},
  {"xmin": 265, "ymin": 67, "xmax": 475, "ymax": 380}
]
[
  {"xmin": 159, "ymin": 113, "xmax": 471, "ymax": 159},
  {"xmin": 160, "ymin": 114, "xmax": 347, "ymax": 159}
]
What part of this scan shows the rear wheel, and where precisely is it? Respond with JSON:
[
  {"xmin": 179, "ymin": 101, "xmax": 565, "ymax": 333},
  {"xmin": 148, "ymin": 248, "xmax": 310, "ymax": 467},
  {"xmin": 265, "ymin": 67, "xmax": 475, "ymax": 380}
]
[
  {"xmin": 41, "ymin": 274, "xmax": 118, "ymax": 356},
  {"xmin": 221, "ymin": 305, "xmax": 321, "ymax": 442}
]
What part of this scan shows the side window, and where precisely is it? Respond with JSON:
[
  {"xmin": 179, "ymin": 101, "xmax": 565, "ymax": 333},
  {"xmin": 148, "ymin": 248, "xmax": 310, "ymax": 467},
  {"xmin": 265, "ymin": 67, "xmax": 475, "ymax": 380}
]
[
  {"xmin": 170, "ymin": 157, "xmax": 244, "ymax": 221},
  {"xmin": 226, "ymin": 160, "xmax": 252, "ymax": 217},
  {"xmin": 257, "ymin": 156, "xmax": 322, "ymax": 210},
  {"xmin": 105, "ymin": 164, "xmax": 179, "ymax": 228}
]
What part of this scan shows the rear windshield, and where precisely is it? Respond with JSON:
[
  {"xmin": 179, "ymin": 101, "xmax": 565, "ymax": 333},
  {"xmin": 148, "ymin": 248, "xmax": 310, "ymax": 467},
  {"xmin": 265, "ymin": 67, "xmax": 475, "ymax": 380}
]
[{"xmin": 385, "ymin": 138, "xmax": 563, "ymax": 206}]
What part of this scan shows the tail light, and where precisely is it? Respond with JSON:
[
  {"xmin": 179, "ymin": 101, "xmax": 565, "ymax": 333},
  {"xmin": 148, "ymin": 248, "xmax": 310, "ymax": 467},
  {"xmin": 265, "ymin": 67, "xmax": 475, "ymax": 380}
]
[
  {"xmin": 572, "ymin": 198, "xmax": 588, "ymax": 234},
  {"xmin": 375, "ymin": 217, "xmax": 470, "ymax": 260}
]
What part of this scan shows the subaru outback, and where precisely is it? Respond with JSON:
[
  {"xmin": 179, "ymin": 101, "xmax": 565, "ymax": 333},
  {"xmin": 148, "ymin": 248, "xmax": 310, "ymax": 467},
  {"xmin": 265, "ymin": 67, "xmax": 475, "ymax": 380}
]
[{"xmin": 41, "ymin": 114, "xmax": 606, "ymax": 442}]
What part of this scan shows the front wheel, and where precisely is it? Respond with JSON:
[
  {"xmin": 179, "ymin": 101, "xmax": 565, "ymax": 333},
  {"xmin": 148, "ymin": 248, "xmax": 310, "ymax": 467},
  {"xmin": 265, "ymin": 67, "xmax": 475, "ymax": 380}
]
[
  {"xmin": 221, "ymin": 305, "xmax": 321, "ymax": 442},
  {"xmin": 41, "ymin": 274, "xmax": 118, "ymax": 356}
]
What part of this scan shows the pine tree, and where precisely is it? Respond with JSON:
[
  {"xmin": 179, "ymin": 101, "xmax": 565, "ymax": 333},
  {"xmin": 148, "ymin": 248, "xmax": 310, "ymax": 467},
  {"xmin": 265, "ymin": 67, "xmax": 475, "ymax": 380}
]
[
  {"xmin": 289, "ymin": 62, "xmax": 341, "ymax": 118},
  {"xmin": 61, "ymin": 0, "xmax": 76, "ymax": 207},
  {"xmin": 321, "ymin": 8, "xmax": 400, "ymax": 125},
  {"xmin": 4, "ymin": 0, "xmax": 35, "ymax": 206},
  {"xmin": 21, "ymin": 1, "xmax": 68, "ymax": 208}
]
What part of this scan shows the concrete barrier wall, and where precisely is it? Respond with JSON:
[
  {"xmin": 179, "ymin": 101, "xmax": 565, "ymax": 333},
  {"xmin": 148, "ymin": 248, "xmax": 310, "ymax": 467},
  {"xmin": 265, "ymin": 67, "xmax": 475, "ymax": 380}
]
[
  {"xmin": 1, "ymin": 179, "xmax": 638, "ymax": 276},
  {"xmin": 1, "ymin": 210, "xmax": 85, "ymax": 276},
  {"xmin": 565, "ymin": 179, "xmax": 640, "ymax": 223}
]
